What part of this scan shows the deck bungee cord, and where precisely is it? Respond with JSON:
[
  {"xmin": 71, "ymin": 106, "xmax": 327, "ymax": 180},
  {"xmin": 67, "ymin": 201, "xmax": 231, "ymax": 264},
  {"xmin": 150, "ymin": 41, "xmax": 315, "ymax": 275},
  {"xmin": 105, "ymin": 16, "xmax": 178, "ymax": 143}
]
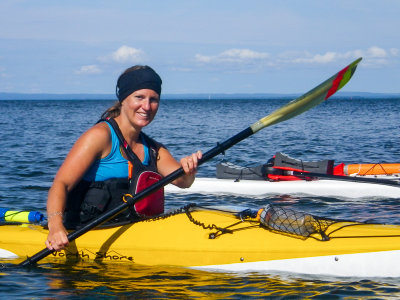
[{"xmin": 115, "ymin": 203, "xmax": 400, "ymax": 246}]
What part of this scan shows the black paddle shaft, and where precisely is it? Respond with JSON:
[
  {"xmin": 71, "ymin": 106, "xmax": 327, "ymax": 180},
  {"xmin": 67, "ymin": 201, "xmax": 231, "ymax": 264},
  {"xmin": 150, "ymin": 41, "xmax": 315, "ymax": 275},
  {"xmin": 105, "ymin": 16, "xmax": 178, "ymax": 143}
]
[{"xmin": 19, "ymin": 127, "xmax": 253, "ymax": 267}]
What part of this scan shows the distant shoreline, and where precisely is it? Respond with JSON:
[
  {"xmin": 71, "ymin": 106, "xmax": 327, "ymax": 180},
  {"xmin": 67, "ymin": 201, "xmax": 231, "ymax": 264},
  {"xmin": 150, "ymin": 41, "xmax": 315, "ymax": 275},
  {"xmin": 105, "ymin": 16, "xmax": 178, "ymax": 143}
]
[{"xmin": 1, "ymin": 92, "xmax": 399, "ymax": 101}]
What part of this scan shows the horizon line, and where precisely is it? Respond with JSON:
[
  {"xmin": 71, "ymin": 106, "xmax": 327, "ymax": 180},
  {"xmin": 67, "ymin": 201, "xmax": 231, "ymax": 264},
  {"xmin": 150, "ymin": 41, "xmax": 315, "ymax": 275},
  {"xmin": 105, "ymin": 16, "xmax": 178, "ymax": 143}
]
[{"xmin": 1, "ymin": 91, "xmax": 400, "ymax": 101}]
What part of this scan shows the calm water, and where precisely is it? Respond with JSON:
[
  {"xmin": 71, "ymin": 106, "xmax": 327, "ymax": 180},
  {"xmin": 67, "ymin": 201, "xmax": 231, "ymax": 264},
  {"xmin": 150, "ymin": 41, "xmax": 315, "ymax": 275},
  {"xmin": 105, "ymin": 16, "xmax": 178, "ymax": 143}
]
[{"xmin": 0, "ymin": 97, "xmax": 400, "ymax": 298}]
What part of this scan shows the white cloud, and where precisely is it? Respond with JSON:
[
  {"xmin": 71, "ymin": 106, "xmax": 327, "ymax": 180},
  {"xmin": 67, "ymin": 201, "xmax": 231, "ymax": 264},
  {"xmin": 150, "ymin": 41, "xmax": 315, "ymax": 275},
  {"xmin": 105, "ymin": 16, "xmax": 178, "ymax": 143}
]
[
  {"xmin": 367, "ymin": 46, "xmax": 387, "ymax": 58},
  {"xmin": 291, "ymin": 52, "xmax": 339, "ymax": 64},
  {"xmin": 195, "ymin": 48, "xmax": 270, "ymax": 65},
  {"xmin": 76, "ymin": 64, "xmax": 102, "ymax": 74},
  {"xmin": 221, "ymin": 49, "xmax": 270, "ymax": 60},
  {"xmin": 194, "ymin": 54, "xmax": 213, "ymax": 63},
  {"xmin": 280, "ymin": 46, "xmax": 398, "ymax": 67},
  {"xmin": 110, "ymin": 46, "xmax": 146, "ymax": 63},
  {"xmin": 357, "ymin": 46, "xmax": 397, "ymax": 66},
  {"xmin": 76, "ymin": 46, "xmax": 147, "ymax": 76},
  {"xmin": 389, "ymin": 48, "xmax": 399, "ymax": 56},
  {"xmin": 97, "ymin": 46, "xmax": 147, "ymax": 65},
  {"xmin": 193, "ymin": 46, "xmax": 399, "ymax": 71}
]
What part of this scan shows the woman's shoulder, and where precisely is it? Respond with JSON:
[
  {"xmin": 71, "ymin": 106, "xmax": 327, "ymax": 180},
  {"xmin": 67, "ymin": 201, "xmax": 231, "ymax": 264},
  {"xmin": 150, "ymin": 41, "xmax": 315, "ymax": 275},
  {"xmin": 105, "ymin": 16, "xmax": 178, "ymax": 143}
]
[
  {"xmin": 75, "ymin": 122, "xmax": 112, "ymax": 152},
  {"xmin": 86, "ymin": 122, "xmax": 111, "ymax": 139}
]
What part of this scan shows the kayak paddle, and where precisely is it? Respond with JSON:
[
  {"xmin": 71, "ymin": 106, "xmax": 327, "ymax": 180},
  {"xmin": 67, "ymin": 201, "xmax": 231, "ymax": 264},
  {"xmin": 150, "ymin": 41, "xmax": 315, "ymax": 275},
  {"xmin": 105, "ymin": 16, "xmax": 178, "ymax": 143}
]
[{"xmin": 18, "ymin": 57, "xmax": 362, "ymax": 267}]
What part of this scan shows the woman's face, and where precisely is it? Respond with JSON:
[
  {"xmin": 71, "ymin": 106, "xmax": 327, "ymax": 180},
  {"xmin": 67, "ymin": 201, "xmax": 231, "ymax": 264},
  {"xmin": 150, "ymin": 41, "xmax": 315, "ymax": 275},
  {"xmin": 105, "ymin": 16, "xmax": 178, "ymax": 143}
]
[{"xmin": 122, "ymin": 89, "xmax": 160, "ymax": 128}]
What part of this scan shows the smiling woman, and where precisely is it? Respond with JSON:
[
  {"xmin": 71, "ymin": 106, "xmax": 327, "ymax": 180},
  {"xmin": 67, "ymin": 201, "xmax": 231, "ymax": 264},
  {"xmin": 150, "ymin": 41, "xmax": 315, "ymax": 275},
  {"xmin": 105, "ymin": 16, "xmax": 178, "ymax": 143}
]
[{"xmin": 45, "ymin": 65, "xmax": 203, "ymax": 252}]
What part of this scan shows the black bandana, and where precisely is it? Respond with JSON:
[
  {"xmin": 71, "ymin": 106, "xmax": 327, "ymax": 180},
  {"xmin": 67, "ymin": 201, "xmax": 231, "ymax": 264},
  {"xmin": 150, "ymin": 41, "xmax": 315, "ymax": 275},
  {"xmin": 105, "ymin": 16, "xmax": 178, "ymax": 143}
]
[{"xmin": 116, "ymin": 66, "xmax": 162, "ymax": 102}]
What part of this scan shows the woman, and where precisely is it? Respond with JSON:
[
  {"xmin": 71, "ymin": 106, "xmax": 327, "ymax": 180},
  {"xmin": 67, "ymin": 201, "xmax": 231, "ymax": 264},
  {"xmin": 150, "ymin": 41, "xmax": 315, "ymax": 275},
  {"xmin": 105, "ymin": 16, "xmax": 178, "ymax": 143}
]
[{"xmin": 45, "ymin": 65, "xmax": 202, "ymax": 251}]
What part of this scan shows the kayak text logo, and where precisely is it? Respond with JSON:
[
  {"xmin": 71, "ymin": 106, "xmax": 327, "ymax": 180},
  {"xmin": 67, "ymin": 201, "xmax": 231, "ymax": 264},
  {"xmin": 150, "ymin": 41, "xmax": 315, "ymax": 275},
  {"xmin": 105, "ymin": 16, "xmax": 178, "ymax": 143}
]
[{"xmin": 51, "ymin": 249, "xmax": 134, "ymax": 262}]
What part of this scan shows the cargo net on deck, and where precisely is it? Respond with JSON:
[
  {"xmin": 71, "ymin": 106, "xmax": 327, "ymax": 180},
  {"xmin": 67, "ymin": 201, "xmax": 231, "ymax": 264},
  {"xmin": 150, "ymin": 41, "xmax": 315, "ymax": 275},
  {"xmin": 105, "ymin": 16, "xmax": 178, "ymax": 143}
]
[{"xmin": 258, "ymin": 204, "xmax": 334, "ymax": 240}]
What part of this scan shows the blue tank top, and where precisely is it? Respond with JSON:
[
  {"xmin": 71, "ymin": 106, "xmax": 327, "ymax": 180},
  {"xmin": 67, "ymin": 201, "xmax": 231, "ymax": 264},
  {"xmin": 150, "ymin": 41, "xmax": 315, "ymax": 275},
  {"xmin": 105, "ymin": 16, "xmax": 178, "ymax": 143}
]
[{"xmin": 83, "ymin": 122, "xmax": 150, "ymax": 182}]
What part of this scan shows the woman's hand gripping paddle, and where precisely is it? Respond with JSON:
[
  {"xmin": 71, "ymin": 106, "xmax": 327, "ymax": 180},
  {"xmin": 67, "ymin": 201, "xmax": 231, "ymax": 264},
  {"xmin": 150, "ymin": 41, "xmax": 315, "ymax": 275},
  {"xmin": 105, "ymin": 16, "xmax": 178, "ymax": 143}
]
[{"xmin": 18, "ymin": 57, "xmax": 362, "ymax": 267}]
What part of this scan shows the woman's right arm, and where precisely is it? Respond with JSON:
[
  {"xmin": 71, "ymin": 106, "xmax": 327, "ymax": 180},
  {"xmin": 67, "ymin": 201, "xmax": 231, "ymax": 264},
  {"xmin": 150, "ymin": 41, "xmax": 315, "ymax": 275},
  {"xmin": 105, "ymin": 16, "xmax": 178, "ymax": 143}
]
[{"xmin": 45, "ymin": 123, "xmax": 111, "ymax": 251}]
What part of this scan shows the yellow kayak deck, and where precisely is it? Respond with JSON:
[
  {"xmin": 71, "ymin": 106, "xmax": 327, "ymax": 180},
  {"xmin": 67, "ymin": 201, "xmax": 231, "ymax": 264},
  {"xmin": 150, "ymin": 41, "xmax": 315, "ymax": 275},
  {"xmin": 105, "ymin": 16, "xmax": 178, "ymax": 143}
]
[{"xmin": 1, "ymin": 206, "xmax": 400, "ymax": 276}]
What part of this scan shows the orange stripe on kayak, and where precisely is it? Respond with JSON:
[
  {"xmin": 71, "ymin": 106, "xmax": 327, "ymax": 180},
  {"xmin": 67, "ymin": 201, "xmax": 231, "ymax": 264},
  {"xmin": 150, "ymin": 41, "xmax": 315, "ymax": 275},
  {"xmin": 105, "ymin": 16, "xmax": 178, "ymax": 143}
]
[{"xmin": 344, "ymin": 163, "xmax": 400, "ymax": 176}]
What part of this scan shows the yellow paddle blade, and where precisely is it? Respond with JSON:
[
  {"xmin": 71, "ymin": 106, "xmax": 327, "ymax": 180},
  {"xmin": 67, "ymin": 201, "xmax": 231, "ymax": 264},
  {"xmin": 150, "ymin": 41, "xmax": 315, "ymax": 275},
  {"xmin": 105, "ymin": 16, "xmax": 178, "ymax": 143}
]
[{"xmin": 250, "ymin": 57, "xmax": 362, "ymax": 133}]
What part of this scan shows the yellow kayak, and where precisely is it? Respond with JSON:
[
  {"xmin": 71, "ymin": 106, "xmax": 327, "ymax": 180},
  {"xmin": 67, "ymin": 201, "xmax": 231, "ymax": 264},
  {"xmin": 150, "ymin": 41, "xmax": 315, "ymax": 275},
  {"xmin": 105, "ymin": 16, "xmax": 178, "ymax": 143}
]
[{"xmin": 1, "ymin": 205, "xmax": 400, "ymax": 277}]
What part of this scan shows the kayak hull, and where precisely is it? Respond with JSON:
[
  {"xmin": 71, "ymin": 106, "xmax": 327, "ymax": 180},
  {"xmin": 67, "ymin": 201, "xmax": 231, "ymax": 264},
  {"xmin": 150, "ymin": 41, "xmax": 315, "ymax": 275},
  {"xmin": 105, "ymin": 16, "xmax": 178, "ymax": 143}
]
[
  {"xmin": 165, "ymin": 177, "xmax": 400, "ymax": 198},
  {"xmin": 197, "ymin": 250, "xmax": 400, "ymax": 278},
  {"xmin": 1, "ymin": 207, "xmax": 400, "ymax": 277}
]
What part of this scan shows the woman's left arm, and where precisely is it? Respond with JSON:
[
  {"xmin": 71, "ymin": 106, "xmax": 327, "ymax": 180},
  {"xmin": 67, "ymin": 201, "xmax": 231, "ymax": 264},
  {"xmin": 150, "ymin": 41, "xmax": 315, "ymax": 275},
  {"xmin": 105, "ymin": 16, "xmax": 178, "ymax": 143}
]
[{"xmin": 157, "ymin": 147, "xmax": 202, "ymax": 188}]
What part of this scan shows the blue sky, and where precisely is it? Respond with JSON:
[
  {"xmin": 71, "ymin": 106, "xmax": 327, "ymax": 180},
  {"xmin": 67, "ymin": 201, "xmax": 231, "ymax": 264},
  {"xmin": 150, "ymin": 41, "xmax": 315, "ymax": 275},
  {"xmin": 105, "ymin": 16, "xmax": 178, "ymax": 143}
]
[{"xmin": 0, "ymin": 0, "xmax": 399, "ymax": 95}]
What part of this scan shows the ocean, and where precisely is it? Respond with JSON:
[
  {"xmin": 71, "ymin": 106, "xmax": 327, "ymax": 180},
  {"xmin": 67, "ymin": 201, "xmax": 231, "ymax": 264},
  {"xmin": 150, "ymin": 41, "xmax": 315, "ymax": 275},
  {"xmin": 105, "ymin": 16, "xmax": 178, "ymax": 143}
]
[{"xmin": 0, "ymin": 97, "xmax": 400, "ymax": 298}]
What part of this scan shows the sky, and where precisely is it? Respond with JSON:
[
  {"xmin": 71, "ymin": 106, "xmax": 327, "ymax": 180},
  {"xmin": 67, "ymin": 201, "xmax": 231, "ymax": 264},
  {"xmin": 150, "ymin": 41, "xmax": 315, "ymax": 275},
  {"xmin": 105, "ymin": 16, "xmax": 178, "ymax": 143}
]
[{"xmin": 0, "ymin": 0, "xmax": 399, "ymax": 95}]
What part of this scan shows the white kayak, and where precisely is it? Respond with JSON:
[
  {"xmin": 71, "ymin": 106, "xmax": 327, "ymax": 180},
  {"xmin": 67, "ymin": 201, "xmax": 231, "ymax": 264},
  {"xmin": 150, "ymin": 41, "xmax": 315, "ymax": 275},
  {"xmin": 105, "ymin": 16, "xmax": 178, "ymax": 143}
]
[{"xmin": 165, "ymin": 177, "xmax": 400, "ymax": 198}]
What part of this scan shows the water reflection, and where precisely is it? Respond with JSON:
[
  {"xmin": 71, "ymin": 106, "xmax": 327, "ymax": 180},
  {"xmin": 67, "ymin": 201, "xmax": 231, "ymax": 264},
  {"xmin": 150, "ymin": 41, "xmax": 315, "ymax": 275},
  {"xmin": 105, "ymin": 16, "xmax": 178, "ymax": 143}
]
[{"xmin": 3, "ymin": 262, "xmax": 398, "ymax": 299}]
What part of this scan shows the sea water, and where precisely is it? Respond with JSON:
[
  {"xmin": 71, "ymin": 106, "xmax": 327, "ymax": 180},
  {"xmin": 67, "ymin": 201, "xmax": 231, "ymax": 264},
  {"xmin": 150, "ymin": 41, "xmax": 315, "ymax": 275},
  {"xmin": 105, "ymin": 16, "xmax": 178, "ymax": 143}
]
[{"xmin": 0, "ymin": 97, "xmax": 399, "ymax": 298}]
